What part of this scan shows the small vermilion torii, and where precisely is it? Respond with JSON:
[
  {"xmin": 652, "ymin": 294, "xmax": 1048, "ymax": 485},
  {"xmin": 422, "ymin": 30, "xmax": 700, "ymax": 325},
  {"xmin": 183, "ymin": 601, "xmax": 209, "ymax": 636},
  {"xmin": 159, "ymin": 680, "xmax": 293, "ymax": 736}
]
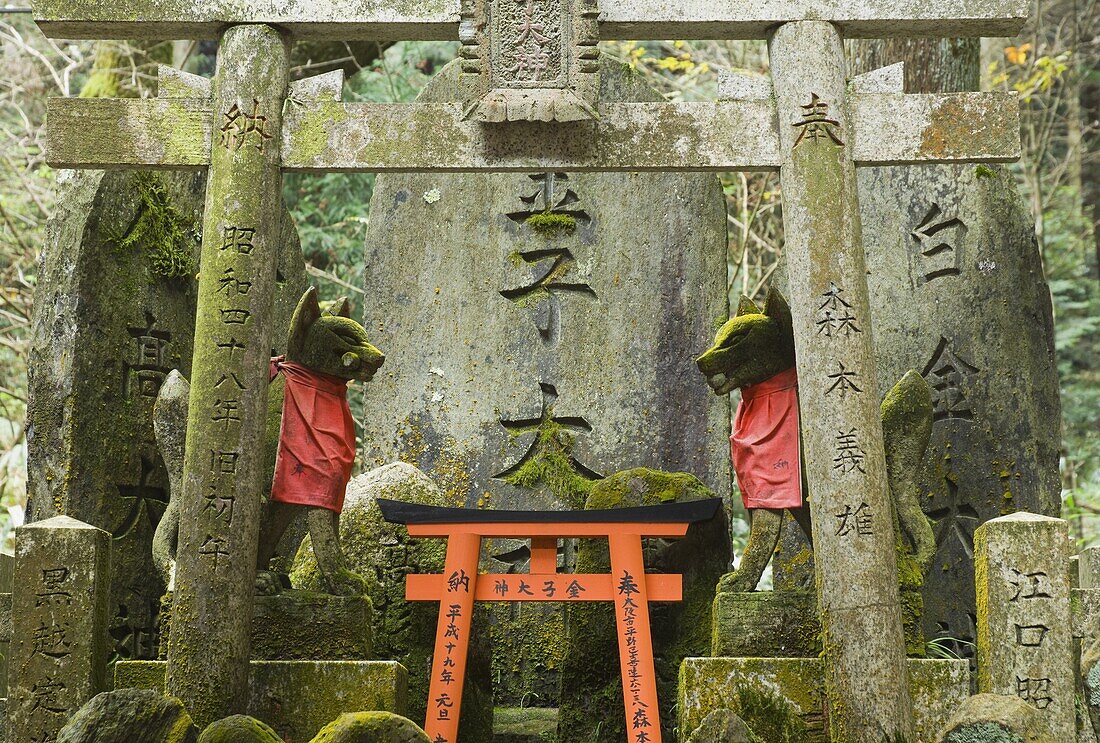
[{"xmin": 377, "ymin": 497, "xmax": 724, "ymax": 743}]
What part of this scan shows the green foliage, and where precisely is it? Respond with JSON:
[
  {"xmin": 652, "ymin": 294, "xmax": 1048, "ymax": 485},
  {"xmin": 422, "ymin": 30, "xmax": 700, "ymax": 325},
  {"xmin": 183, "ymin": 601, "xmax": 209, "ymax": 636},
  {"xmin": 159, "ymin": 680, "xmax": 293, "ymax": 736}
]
[{"xmin": 282, "ymin": 41, "xmax": 458, "ymax": 298}]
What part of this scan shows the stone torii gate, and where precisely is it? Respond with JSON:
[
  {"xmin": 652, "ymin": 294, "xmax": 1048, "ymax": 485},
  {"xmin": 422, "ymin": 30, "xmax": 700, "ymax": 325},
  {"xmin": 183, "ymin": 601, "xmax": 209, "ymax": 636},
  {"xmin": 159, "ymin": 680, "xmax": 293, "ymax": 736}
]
[{"xmin": 32, "ymin": 0, "xmax": 1025, "ymax": 739}]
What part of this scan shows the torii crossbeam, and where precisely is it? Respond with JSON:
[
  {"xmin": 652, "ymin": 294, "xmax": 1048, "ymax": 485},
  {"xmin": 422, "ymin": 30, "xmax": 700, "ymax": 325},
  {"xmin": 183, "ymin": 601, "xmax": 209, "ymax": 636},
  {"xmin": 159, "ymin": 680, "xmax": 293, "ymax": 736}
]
[{"xmin": 31, "ymin": 0, "xmax": 1026, "ymax": 739}]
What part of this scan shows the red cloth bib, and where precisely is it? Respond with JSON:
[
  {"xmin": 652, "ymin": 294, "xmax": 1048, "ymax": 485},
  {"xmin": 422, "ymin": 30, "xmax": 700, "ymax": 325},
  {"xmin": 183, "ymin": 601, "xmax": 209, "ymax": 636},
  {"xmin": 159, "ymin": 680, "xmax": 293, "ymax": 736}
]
[
  {"xmin": 269, "ymin": 357, "xmax": 356, "ymax": 513},
  {"xmin": 731, "ymin": 366, "xmax": 803, "ymax": 510}
]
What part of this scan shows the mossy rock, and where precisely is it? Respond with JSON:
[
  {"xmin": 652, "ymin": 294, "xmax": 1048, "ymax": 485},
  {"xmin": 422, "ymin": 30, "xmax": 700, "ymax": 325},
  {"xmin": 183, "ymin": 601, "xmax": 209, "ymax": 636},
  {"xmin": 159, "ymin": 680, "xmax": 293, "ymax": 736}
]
[
  {"xmin": 198, "ymin": 715, "xmax": 281, "ymax": 743},
  {"xmin": 56, "ymin": 688, "xmax": 198, "ymax": 743},
  {"xmin": 937, "ymin": 694, "xmax": 1054, "ymax": 743},
  {"xmin": 309, "ymin": 712, "xmax": 431, "ymax": 742},
  {"xmin": 558, "ymin": 468, "xmax": 731, "ymax": 743}
]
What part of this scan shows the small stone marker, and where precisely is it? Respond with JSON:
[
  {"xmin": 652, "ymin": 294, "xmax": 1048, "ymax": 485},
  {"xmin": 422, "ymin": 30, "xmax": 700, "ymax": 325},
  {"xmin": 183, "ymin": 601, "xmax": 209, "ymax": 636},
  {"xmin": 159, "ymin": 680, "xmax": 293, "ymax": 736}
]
[
  {"xmin": 975, "ymin": 512, "xmax": 1074, "ymax": 741},
  {"xmin": 9, "ymin": 516, "xmax": 110, "ymax": 743}
]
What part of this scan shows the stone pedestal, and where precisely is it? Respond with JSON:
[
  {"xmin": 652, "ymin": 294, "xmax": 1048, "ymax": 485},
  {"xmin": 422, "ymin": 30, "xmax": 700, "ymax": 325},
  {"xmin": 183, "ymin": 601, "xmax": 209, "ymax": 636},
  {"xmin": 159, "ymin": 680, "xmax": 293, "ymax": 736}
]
[
  {"xmin": 677, "ymin": 657, "xmax": 969, "ymax": 742},
  {"xmin": 711, "ymin": 591, "xmax": 821, "ymax": 658},
  {"xmin": 9, "ymin": 516, "xmax": 110, "ymax": 743},
  {"xmin": 116, "ymin": 659, "xmax": 407, "ymax": 741},
  {"xmin": 158, "ymin": 590, "xmax": 372, "ymax": 661},
  {"xmin": 975, "ymin": 512, "xmax": 1074, "ymax": 741}
]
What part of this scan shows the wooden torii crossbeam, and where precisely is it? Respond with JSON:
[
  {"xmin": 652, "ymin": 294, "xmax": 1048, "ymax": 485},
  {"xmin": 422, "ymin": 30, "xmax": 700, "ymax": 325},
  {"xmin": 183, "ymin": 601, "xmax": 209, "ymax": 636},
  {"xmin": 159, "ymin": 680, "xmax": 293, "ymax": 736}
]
[
  {"xmin": 31, "ymin": 0, "xmax": 1027, "ymax": 739},
  {"xmin": 378, "ymin": 497, "xmax": 724, "ymax": 743}
]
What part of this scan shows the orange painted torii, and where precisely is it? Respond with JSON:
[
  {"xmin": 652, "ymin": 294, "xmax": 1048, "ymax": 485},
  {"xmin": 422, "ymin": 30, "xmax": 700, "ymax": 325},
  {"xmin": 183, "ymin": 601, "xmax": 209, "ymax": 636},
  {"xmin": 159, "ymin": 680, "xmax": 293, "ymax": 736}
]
[{"xmin": 378, "ymin": 497, "xmax": 723, "ymax": 743}]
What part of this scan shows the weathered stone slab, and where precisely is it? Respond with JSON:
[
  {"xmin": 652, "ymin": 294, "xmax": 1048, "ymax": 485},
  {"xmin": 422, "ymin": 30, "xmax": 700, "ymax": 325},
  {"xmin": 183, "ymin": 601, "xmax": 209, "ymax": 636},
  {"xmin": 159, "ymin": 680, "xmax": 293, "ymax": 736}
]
[
  {"xmin": 115, "ymin": 660, "xmax": 408, "ymax": 741},
  {"xmin": 165, "ymin": 24, "xmax": 290, "ymax": 726},
  {"xmin": 32, "ymin": 0, "xmax": 1028, "ymax": 42},
  {"xmin": 26, "ymin": 170, "xmax": 305, "ymax": 665},
  {"xmin": 1081, "ymin": 547, "xmax": 1100, "ymax": 588},
  {"xmin": 677, "ymin": 657, "xmax": 969, "ymax": 743},
  {"xmin": 361, "ymin": 60, "xmax": 729, "ymax": 512},
  {"xmin": 249, "ymin": 592, "xmax": 372, "ymax": 660},
  {"xmin": 975, "ymin": 513, "xmax": 1074, "ymax": 741},
  {"xmin": 9, "ymin": 516, "xmax": 111, "ymax": 743},
  {"xmin": 47, "ymin": 92, "xmax": 1019, "ymax": 172},
  {"xmin": 868, "ymin": 164, "xmax": 1061, "ymax": 658},
  {"xmin": 1073, "ymin": 588, "xmax": 1100, "ymax": 638}
]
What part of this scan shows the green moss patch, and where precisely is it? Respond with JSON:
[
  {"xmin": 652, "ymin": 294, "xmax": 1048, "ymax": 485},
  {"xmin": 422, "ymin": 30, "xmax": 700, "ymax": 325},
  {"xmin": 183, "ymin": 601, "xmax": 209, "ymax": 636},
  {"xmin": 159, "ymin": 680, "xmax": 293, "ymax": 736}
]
[
  {"xmin": 525, "ymin": 211, "xmax": 577, "ymax": 237},
  {"xmin": 105, "ymin": 172, "xmax": 198, "ymax": 279}
]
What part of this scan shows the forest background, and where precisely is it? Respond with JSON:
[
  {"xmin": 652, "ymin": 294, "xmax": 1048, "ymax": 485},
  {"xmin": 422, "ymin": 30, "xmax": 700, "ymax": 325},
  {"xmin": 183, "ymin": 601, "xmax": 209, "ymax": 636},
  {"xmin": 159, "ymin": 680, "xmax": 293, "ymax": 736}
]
[{"xmin": 0, "ymin": 3, "xmax": 1096, "ymax": 549}]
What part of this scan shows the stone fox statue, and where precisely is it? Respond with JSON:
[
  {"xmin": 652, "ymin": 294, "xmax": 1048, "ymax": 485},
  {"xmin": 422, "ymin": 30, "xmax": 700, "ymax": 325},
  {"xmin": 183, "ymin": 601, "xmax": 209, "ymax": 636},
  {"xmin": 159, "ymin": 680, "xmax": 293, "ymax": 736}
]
[
  {"xmin": 695, "ymin": 287, "xmax": 936, "ymax": 592},
  {"xmin": 152, "ymin": 287, "xmax": 386, "ymax": 596}
]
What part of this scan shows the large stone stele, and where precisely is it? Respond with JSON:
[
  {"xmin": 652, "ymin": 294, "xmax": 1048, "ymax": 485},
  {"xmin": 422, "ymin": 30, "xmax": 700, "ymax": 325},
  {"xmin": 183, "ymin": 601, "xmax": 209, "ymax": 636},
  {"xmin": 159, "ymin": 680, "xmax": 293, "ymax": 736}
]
[
  {"xmin": 362, "ymin": 57, "xmax": 728, "ymax": 709},
  {"xmin": 557, "ymin": 468, "xmax": 730, "ymax": 742},
  {"xmin": 360, "ymin": 59, "xmax": 729, "ymax": 511},
  {"xmin": 26, "ymin": 169, "xmax": 307, "ymax": 662},
  {"xmin": 290, "ymin": 463, "xmax": 493, "ymax": 743}
]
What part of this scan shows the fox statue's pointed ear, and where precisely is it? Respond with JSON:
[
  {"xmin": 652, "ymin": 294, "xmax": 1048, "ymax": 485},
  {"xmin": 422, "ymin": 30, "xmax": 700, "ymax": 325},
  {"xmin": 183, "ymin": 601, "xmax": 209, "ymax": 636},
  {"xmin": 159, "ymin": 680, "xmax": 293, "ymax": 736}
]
[
  {"xmin": 763, "ymin": 286, "xmax": 792, "ymax": 331},
  {"xmin": 736, "ymin": 295, "xmax": 761, "ymax": 316},
  {"xmin": 288, "ymin": 287, "xmax": 322, "ymax": 357},
  {"xmin": 322, "ymin": 296, "xmax": 352, "ymax": 318}
]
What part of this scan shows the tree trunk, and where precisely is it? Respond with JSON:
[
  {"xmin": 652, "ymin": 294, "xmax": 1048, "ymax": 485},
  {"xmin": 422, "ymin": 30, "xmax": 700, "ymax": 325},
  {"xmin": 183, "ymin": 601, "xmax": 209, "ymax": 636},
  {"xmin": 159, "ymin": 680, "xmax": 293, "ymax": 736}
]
[{"xmin": 846, "ymin": 38, "xmax": 979, "ymax": 93}]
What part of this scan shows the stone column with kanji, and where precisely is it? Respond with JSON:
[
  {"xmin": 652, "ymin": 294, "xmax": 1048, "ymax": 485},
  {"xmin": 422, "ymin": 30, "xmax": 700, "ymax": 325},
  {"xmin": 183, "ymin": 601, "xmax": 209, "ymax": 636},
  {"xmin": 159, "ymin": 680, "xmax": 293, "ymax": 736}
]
[
  {"xmin": 770, "ymin": 21, "xmax": 914, "ymax": 741},
  {"xmin": 165, "ymin": 23, "xmax": 289, "ymax": 728}
]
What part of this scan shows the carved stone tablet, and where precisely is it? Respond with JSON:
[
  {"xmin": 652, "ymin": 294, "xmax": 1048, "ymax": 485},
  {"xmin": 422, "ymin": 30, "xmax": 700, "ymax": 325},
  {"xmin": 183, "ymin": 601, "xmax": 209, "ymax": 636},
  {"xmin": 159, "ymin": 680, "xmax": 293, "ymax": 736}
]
[{"xmin": 459, "ymin": 0, "xmax": 600, "ymax": 121}]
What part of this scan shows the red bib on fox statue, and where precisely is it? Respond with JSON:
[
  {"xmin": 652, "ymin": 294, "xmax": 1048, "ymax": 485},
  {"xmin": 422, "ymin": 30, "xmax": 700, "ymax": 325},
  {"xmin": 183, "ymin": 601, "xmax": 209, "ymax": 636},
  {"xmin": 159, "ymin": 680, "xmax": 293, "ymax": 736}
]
[
  {"xmin": 269, "ymin": 356, "xmax": 356, "ymax": 513},
  {"xmin": 731, "ymin": 366, "xmax": 803, "ymax": 510}
]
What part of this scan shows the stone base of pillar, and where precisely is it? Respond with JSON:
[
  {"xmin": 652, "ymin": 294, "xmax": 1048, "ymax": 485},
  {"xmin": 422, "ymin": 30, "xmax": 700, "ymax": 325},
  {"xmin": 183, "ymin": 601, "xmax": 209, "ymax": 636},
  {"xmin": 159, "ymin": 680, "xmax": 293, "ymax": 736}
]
[
  {"xmin": 678, "ymin": 657, "xmax": 968, "ymax": 741},
  {"xmin": 116, "ymin": 660, "xmax": 407, "ymax": 740},
  {"xmin": 711, "ymin": 590, "xmax": 926, "ymax": 659}
]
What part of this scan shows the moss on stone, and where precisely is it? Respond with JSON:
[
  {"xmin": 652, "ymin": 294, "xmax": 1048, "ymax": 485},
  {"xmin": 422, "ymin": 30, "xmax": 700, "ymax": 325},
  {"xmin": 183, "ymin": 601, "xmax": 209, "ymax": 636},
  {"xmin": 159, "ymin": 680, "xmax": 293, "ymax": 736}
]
[
  {"xmin": 105, "ymin": 172, "xmax": 198, "ymax": 279},
  {"xmin": 309, "ymin": 711, "xmax": 431, "ymax": 742},
  {"xmin": 974, "ymin": 164, "xmax": 997, "ymax": 179},
  {"xmin": 524, "ymin": 211, "xmax": 577, "ymax": 237},
  {"xmin": 499, "ymin": 422, "xmax": 598, "ymax": 510},
  {"xmin": 198, "ymin": 715, "xmax": 281, "ymax": 743},
  {"xmin": 943, "ymin": 722, "xmax": 1024, "ymax": 743}
]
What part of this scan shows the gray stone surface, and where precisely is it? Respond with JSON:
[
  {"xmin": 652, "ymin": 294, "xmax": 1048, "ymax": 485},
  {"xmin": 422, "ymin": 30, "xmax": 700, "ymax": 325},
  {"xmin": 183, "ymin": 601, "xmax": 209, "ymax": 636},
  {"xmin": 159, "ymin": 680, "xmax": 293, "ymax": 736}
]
[
  {"xmin": 9, "ymin": 516, "xmax": 111, "ymax": 743},
  {"xmin": 56, "ymin": 689, "xmax": 198, "ymax": 743},
  {"xmin": 769, "ymin": 21, "xmax": 913, "ymax": 740},
  {"xmin": 685, "ymin": 709, "xmax": 760, "ymax": 743},
  {"xmin": 975, "ymin": 513, "xmax": 1074, "ymax": 741},
  {"xmin": 937, "ymin": 693, "xmax": 1055, "ymax": 743},
  {"xmin": 458, "ymin": 0, "xmax": 600, "ymax": 123},
  {"xmin": 290, "ymin": 463, "xmax": 493, "ymax": 742},
  {"xmin": 33, "ymin": 0, "xmax": 1029, "ymax": 44},
  {"xmin": 678, "ymin": 657, "xmax": 969, "ymax": 743},
  {"xmin": 116, "ymin": 659, "xmax": 408, "ymax": 742},
  {"xmin": 711, "ymin": 591, "xmax": 821, "ymax": 658},
  {"xmin": 26, "ymin": 172, "xmax": 305, "ymax": 665},
  {"xmin": 165, "ymin": 25, "xmax": 290, "ymax": 727}
]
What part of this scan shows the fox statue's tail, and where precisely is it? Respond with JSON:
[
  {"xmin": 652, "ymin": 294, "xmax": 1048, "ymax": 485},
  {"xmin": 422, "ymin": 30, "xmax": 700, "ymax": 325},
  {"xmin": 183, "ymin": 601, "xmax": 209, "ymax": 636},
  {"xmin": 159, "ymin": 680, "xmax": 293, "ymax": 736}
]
[
  {"xmin": 881, "ymin": 370, "xmax": 936, "ymax": 575},
  {"xmin": 151, "ymin": 370, "xmax": 190, "ymax": 591}
]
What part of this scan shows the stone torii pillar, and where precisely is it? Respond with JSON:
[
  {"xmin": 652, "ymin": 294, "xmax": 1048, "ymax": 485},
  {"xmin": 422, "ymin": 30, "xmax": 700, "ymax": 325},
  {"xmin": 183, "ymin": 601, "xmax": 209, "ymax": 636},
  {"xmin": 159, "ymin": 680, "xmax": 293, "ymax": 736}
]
[
  {"xmin": 163, "ymin": 24, "xmax": 289, "ymax": 726},
  {"xmin": 770, "ymin": 22, "xmax": 912, "ymax": 740}
]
